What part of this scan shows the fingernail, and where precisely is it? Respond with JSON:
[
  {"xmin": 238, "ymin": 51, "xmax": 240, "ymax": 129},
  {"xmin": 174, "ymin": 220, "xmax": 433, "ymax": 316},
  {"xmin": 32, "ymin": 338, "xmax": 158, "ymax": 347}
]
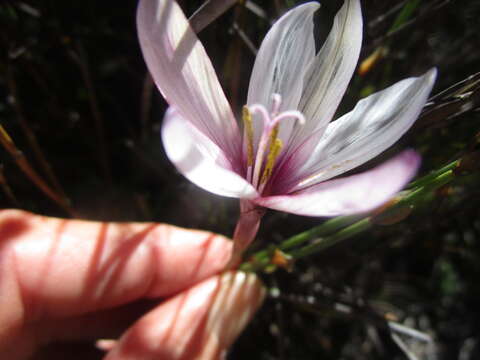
[
  {"xmin": 201, "ymin": 271, "xmax": 265, "ymax": 358},
  {"xmin": 96, "ymin": 339, "xmax": 117, "ymax": 351}
]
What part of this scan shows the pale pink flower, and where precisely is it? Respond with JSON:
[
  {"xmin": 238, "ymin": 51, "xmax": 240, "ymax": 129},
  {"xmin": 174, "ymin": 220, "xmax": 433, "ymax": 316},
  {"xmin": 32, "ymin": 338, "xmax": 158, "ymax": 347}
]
[{"xmin": 137, "ymin": 0, "xmax": 436, "ymax": 258}]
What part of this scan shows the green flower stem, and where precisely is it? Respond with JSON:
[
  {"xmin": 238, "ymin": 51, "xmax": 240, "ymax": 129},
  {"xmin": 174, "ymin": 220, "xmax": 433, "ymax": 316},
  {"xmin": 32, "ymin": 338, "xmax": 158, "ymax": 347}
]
[
  {"xmin": 241, "ymin": 161, "xmax": 457, "ymax": 273},
  {"xmin": 241, "ymin": 215, "xmax": 359, "ymax": 272},
  {"xmin": 407, "ymin": 160, "xmax": 458, "ymax": 188},
  {"xmin": 291, "ymin": 169, "xmax": 455, "ymax": 262},
  {"xmin": 280, "ymin": 215, "xmax": 360, "ymax": 250},
  {"xmin": 291, "ymin": 218, "xmax": 372, "ymax": 259},
  {"xmin": 265, "ymin": 215, "xmax": 357, "ymax": 255}
]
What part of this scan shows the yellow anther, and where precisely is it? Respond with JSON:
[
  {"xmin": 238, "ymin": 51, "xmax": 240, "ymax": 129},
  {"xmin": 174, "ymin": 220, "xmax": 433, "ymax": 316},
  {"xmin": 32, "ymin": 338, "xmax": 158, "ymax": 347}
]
[
  {"xmin": 242, "ymin": 106, "xmax": 254, "ymax": 166},
  {"xmin": 260, "ymin": 137, "xmax": 283, "ymax": 185},
  {"xmin": 269, "ymin": 124, "xmax": 279, "ymax": 146}
]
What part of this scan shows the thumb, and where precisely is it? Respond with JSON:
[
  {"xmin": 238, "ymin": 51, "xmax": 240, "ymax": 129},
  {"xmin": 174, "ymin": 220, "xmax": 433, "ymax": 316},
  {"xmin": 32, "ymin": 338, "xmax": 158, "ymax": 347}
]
[{"xmin": 104, "ymin": 271, "xmax": 265, "ymax": 360}]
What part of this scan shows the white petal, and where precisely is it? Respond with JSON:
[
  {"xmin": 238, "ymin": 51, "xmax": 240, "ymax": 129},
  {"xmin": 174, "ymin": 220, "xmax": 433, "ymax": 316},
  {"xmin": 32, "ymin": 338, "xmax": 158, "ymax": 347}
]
[
  {"xmin": 246, "ymin": 2, "xmax": 319, "ymax": 155},
  {"xmin": 288, "ymin": 0, "xmax": 363, "ymax": 149},
  {"xmin": 137, "ymin": 0, "xmax": 240, "ymax": 160},
  {"xmin": 247, "ymin": 2, "xmax": 319, "ymax": 112},
  {"xmin": 291, "ymin": 69, "xmax": 437, "ymax": 190},
  {"xmin": 162, "ymin": 107, "xmax": 258, "ymax": 199},
  {"xmin": 255, "ymin": 150, "xmax": 420, "ymax": 216}
]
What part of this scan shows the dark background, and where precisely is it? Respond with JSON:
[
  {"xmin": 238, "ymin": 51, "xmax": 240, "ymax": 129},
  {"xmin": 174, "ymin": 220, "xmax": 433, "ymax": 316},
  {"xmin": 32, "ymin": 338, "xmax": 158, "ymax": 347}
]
[{"xmin": 1, "ymin": 0, "xmax": 479, "ymax": 359}]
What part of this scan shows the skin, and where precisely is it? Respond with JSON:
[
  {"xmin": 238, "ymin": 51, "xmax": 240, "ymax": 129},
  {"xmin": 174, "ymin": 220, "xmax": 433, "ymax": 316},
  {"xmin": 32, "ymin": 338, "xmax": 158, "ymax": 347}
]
[{"xmin": 0, "ymin": 210, "xmax": 265, "ymax": 359}]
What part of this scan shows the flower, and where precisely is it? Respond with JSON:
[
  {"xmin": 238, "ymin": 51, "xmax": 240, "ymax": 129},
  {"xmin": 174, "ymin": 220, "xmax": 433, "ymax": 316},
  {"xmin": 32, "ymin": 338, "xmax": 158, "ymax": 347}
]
[{"xmin": 137, "ymin": 0, "xmax": 436, "ymax": 256}]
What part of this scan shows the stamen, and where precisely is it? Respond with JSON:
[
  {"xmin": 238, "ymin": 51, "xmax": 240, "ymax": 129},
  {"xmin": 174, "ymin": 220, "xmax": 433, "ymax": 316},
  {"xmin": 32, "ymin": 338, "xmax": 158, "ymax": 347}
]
[
  {"xmin": 248, "ymin": 104, "xmax": 273, "ymax": 188},
  {"xmin": 259, "ymin": 123, "xmax": 279, "ymax": 186},
  {"xmin": 248, "ymin": 104, "xmax": 271, "ymax": 124},
  {"xmin": 242, "ymin": 106, "xmax": 254, "ymax": 168},
  {"xmin": 271, "ymin": 93, "xmax": 282, "ymax": 115},
  {"xmin": 246, "ymin": 100, "xmax": 306, "ymax": 191},
  {"xmin": 272, "ymin": 110, "xmax": 306, "ymax": 127},
  {"xmin": 270, "ymin": 124, "xmax": 279, "ymax": 145},
  {"xmin": 260, "ymin": 137, "xmax": 283, "ymax": 186}
]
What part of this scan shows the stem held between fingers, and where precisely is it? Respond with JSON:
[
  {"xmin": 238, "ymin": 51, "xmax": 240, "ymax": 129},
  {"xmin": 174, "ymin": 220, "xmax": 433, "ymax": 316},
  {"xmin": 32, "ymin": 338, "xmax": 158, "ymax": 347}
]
[{"xmin": 227, "ymin": 200, "xmax": 265, "ymax": 269}]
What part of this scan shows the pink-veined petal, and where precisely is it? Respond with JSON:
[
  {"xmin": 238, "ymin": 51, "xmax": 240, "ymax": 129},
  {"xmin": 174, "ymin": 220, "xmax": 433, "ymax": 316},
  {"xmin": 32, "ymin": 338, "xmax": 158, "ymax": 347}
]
[
  {"xmin": 287, "ymin": 0, "xmax": 362, "ymax": 150},
  {"xmin": 255, "ymin": 150, "xmax": 420, "ymax": 217},
  {"xmin": 137, "ymin": 0, "xmax": 240, "ymax": 161},
  {"xmin": 288, "ymin": 68, "xmax": 436, "ymax": 191},
  {"xmin": 247, "ymin": 2, "xmax": 319, "ymax": 148},
  {"xmin": 162, "ymin": 107, "xmax": 258, "ymax": 199}
]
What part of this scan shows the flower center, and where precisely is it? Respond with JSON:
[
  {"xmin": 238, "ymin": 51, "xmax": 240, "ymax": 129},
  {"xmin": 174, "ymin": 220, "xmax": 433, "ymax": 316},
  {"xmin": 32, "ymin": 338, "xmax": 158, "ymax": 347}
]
[{"xmin": 242, "ymin": 94, "xmax": 305, "ymax": 193}]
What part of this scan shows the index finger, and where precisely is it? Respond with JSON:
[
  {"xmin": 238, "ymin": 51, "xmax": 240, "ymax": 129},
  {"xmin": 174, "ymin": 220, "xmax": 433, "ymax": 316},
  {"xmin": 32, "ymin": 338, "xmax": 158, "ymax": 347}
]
[{"xmin": 0, "ymin": 210, "xmax": 232, "ymax": 320}]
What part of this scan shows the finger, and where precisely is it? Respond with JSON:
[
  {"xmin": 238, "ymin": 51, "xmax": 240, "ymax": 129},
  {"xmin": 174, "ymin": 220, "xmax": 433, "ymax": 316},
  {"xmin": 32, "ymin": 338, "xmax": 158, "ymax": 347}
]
[
  {"xmin": 0, "ymin": 210, "xmax": 231, "ymax": 350},
  {"xmin": 104, "ymin": 271, "xmax": 265, "ymax": 360}
]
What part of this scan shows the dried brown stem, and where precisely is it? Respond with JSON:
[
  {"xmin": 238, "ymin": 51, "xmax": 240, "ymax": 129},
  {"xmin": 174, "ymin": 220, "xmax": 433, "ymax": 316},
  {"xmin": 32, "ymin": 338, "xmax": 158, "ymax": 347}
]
[
  {"xmin": 0, "ymin": 125, "xmax": 76, "ymax": 216},
  {"xmin": 226, "ymin": 1, "xmax": 247, "ymax": 111},
  {"xmin": 0, "ymin": 164, "xmax": 20, "ymax": 207},
  {"xmin": 6, "ymin": 64, "xmax": 69, "ymax": 203},
  {"xmin": 189, "ymin": 0, "xmax": 238, "ymax": 33}
]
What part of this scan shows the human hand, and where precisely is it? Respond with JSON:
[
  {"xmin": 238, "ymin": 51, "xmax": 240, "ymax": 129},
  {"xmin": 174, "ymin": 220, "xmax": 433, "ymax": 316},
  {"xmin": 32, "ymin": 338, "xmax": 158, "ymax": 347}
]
[{"xmin": 0, "ymin": 210, "xmax": 265, "ymax": 359}]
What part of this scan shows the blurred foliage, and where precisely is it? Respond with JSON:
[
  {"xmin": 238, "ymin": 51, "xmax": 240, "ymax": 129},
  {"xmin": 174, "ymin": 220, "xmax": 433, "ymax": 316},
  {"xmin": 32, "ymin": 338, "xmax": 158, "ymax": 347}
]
[{"xmin": 1, "ymin": 0, "xmax": 480, "ymax": 359}]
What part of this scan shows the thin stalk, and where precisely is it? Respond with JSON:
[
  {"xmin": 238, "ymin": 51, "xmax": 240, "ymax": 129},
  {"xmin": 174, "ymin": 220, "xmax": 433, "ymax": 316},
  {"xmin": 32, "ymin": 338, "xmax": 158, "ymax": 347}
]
[
  {"xmin": 294, "ymin": 170, "xmax": 455, "ymax": 261},
  {"xmin": 227, "ymin": 199, "xmax": 265, "ymax": 269},
  {"xmin": 225, "ymin": 0, "xmax": 247, "ymax": 111},
  {"xmin": 6, "ymin": 64, "xmax": 69, "ymax": 203},
  {"xmin": 407, "ymin": 160, "xmax": 458, "ymax": 188},
  {"xmin": 241, "ymin": 160, "xmax": 458, "ymax": 273},
  {"xmin": 0, "ymin": 125, "xmax": 76, "ymax": 216},
  {"xmin": 279, "ymin": 215, "xmax": 360, "ymax": 251},
  {"xmin": 189, "ymin": 0, "xmax": 238, "ymax": 34},
  {"xmin": 0, "ymin": 164, "xmax": 19, "ymax": 206},
  {"xmin": 248, "ymin": 215, "xmax": 358, "ymax": 265},
  {"xmin": 291, "ymin": 218, "xmax": 372, "ymax": 259}
]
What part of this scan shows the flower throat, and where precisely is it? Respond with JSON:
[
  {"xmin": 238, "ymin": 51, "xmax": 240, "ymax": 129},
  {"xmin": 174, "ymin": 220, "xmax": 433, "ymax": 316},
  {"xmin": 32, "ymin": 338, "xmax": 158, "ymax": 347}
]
[{"xmin": 242, "ymin": 94, "xmax": 305, "ymax": 193}]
